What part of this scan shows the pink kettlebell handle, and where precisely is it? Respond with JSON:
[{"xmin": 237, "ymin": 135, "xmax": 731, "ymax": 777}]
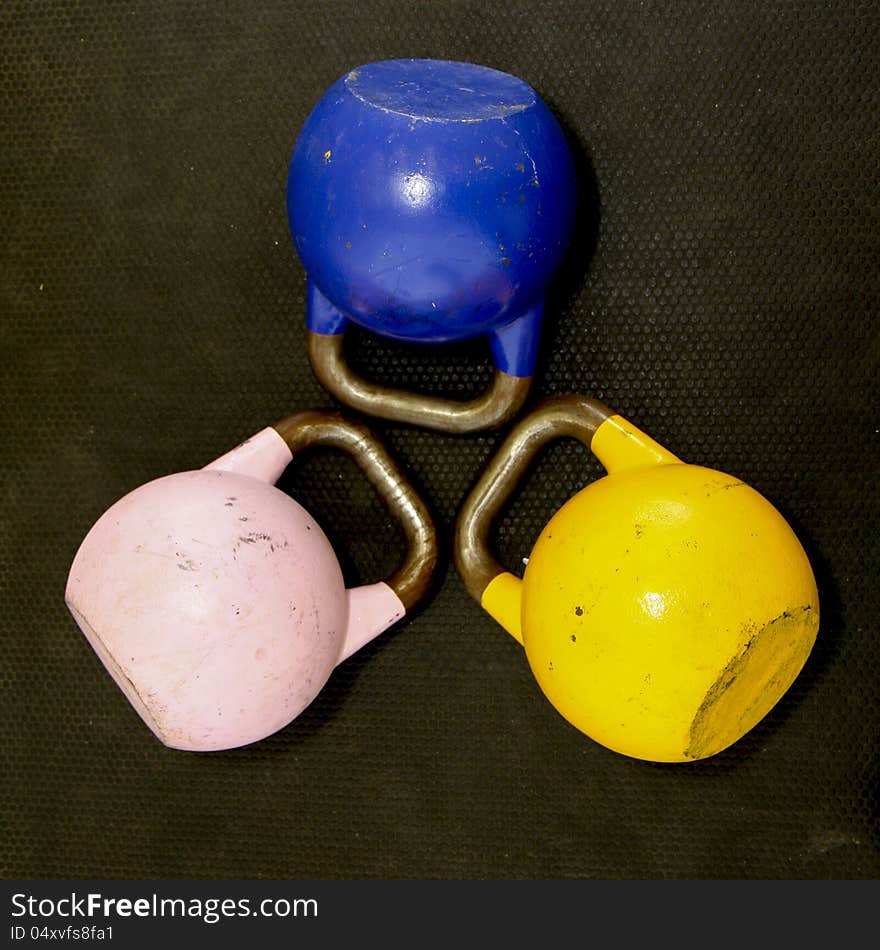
[
  {"xmin": 276, "ymin": 410, "xmax": 438, "ymax": 612},
  {"xmin": 207, "ymin": 409, "xmax": 438, "ymax": 615}
]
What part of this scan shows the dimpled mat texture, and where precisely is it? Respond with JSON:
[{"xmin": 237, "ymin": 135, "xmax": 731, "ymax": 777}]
[{"xmin": 2, "ymin": 1, "xmax": 877, "ymax": 880}]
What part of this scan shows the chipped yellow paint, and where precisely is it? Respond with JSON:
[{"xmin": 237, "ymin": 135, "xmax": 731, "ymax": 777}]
[{"xmin": 482, "ymin": 414, "xmax": 820, "ymax": 763}]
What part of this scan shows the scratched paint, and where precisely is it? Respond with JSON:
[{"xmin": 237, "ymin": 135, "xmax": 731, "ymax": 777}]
[{"xmin": 686, "ymin": 605, "xmax": 819, "ymax": 759}]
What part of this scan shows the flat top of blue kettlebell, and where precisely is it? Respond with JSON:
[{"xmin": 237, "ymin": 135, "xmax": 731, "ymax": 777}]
[{"xmin": 345, "ymin": 59, "xmax": 537, "ymax": 122}]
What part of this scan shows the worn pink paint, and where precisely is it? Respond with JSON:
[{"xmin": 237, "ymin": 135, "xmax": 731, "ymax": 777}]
[{"xmin": 65, "ymin": 427, "xmax": 405, "ymax": 751}]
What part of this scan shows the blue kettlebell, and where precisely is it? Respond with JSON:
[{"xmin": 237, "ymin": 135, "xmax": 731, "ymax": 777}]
[{"xmin": 287, "ymin": 58, "xmax": 578, "ymax": 432}]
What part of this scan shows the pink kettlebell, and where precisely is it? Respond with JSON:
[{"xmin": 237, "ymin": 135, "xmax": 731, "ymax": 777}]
[{"xmin": 65, "ymin": 410, "xmax": 437, "ymax": 751}]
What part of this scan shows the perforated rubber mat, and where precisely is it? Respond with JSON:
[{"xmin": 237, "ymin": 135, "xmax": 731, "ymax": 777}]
[{"xmin": 2, "ymin": 1, "xmax": 877, "ymax": 879}]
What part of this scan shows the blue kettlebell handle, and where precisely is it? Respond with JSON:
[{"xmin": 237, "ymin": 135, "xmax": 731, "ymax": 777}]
[{"xmin": 306, "ymin": 281, "xmax": 539, "ymax": 432}]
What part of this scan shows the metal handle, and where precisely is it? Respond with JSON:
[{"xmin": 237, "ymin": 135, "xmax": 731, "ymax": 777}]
[
  {"xmin": 454, "ymin": 395, "xmax": 614, "ymax": 604},
  {"xmin": 307, "ymin": 330, "xmax": 532, "ymax": 434},
  {"xmin": 273, "ymin": 409, "xmax": 438, "ymax": 611}
]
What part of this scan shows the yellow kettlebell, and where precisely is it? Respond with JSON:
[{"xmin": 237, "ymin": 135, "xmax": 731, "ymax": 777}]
[{"xmin": 454, "ymin": 395, "xmax": 820, "ymax": 763}]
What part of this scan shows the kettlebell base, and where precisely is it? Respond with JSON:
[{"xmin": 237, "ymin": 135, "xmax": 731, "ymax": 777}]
[
  {"xmin": 67, "ymin": 597, "xmax": 167, "ymax": 746},
  {"xmin": 683, "ymin": 604, "xmax": 818, "ymax": 761}
]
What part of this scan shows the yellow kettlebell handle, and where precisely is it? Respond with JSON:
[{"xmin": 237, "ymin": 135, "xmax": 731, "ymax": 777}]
[{"xmin": 453, "ymin": 394, "xmax": 681, "ymax": 641}]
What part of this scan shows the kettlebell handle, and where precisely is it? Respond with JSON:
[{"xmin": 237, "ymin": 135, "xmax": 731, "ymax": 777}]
[
  {"xmin": 273, "ymin": 410, "xmax": 438, "ymax": 611},
  {"xmin": 454, "ymin": 395, "xmax": 679, "ymax": 640},
  {"xmin": 307, "ymin": 330, "xmax": 532, "ymax": 434}
]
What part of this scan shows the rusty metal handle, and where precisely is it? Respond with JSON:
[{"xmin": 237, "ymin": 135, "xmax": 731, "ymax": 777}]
[
  {"xmin": 273, "ymin": 409, "xmax": 438, "ymax": 611},
  {"xmin": 453, "ymin": 395, "xmax": 614, "ymax": 604},
  {"xmin": 307, "ymin": 330, "xmax": 532, "ymax": 434}
]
